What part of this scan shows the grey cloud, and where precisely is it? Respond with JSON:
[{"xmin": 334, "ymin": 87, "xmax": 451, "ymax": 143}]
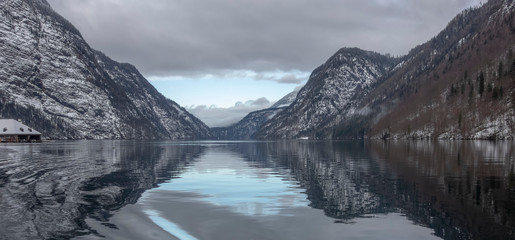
[
  {"xmin": 46, "ymin": 0, "xmax": 481, "ymax": 77},
  {"xmin": 187, "ymin": 98, "xmax": 273, "ymax": 127},
  {"xmin": 276, "ymin": 75, "xmax": 305, "ymax": 84},
  {"xmin": 252, "ymin": 73, "xmax": 306, "ymax": 84},
  {"xmin": 248, "ymin": 97, "xmax": 270, "ymax": 106}
]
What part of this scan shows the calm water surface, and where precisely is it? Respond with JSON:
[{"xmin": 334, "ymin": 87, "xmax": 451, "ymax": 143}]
[{"xmin": 0, "ymin": 140, "xmax": 514, "ymax": 239}]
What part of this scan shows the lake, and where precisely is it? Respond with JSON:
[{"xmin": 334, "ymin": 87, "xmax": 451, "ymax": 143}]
[{"xmin": 0, "ymin": 140, "xmax": 514, "ymax": 240}]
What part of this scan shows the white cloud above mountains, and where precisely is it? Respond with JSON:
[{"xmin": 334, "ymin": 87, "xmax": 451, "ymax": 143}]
[{"xmin": 187, "ymin": 98, "xmax": 273, "ymax": 127}]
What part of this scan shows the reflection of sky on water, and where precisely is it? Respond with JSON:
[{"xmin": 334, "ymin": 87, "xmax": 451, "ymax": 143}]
[
  {"xmin": 144, "ymin": 209, "xmax": 198, "ymax": 240},
  {"xmin": 139, "ymin": 147, "xmax": 311, "ymax": 239},
  {"xmin": 151, "ymin": 148, "xmax": 309, "ymax": 216},
  {"xmin": 4, "ymin": 141, "xmax": 513, "ymax": 239},
  {"xmin": 136, "ymin": 145, "xmax": 441, "ymax": 240}
]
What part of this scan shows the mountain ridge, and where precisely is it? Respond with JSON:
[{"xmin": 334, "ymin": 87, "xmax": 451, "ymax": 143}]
[
  {"xmin": 4, "ymin": 0, "xmax": 514, "ymax": 140},
  {"xmin": 211, "ymin": 88, "xmax": 300, "ymax": 140},
  {"xmin": 0, "ymin": 0, "xmax": 211, "ymax": 139},
  {"xmin": 251, "ymin": 0, "xmax": 515, "ymax": 140},
  {"xmin": 255, "ymin": 48, "xmax": 398, "ymax": 139},
  {"xmin": 364, "ymin": 0, "xmax": 515, "ymax": 139}
]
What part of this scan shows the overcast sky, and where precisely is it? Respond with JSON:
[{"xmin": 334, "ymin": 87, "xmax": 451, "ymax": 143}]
[{"xmin": 46, "ymin": 0, "xmax": 481, "ymax": 127}]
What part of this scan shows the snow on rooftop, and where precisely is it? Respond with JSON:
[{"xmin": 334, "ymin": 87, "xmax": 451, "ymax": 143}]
[{"xmin": 0, "ymin": 119, "xmax": 42, "ymax": 135}]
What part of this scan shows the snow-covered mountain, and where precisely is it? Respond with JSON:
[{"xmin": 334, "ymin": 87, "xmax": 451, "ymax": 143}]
[
  {"xmin": 0, "ymin": 0, "xmax": 211, "ymax": 139},
  {"xmin": 256, "ymin": 0, "xmax": 515, "ymax": 140},
  {"xmin": 255, "ymin": 48, "xmax": 397, "ymax": 139},
  {"xmin": 365, "ymin": 0, "xmax": 515, "ymax": 139}
]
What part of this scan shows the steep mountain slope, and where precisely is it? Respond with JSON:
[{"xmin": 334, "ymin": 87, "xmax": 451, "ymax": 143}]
[
  {"xmin": 362, "ymin": 0, "xmax": 515, "ymax": 139},
  {"xmin": 0, "ymin": 0, "xmax": 210, "ymax": 139},
  {"xmin": 212, "ymin": 88, "xmax": 300, "ymax": 140},
  {"xmin": 257, "ymin": 0, "xmax": 515, "ymax": 140},
  {"xmin": 256, "ymin": 48, "xmax": 397, "ymax": 139}
]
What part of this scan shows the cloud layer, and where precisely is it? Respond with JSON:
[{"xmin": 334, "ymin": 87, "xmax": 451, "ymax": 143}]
[
  {"xmin": 187, "ymin": 98, "xmax": 273, "ymax": 127},
  {"xmin": 47, "ymin": 0, "xmax": 481, "ymax": 78}
]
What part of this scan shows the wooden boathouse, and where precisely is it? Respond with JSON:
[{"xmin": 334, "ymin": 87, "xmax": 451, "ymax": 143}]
[{"xmin": 0, "ymin": 119, "xmax": 42, "ymax": 142}]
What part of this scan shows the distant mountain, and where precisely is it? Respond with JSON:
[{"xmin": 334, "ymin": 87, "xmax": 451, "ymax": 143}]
[
  {"xmin": 0, "ymin": 0, "xmax": 211, "ymax": 139},
  {"xmin": 256, "ymin": 0, "xmax": 515, "ymax": 140},
  {"xmin": 255, "ymin": 48, "xmax": 397, "ymax": 139},
  {"xmin": 212, "ymin": 88, "xmax": 300, "ymax": 140}
]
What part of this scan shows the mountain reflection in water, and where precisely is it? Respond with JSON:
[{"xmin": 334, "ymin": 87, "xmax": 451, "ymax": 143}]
[
  {"xmin": 0, "ymin": 140, "xmax": 513, "ymax": 240},
  {"xmin": 0, "ymin": 141, "xmax": 204, "ymax": 239}
]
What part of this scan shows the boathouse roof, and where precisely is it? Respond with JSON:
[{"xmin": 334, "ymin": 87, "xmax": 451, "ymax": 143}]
[{"xmin": 0, "ymin": 119, "xmax": 42, "ymax": 136}]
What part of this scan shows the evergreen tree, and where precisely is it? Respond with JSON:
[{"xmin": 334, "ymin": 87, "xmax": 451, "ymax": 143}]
[
  {"xmin": 458, "ymin": 112, "xmax": 462, "ymax": 128},
  {"xmin": 493, "ymin": 87, "xmax": 499, "ymax": 99},
  {"xmin": 479, "ymin": 71, "xmax": 485, "ymax": 95},
  {"xmin": 498, "ymin": 61, "xmax": 504, "ymax": 79}
]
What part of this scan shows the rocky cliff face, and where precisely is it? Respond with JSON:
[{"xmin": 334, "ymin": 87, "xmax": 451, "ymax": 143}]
[
  {"xmin": 256, "ymin": 48, "xmax": 397, "ymax": 139},
  {"xmin": 0, "ymin": 0, "xmax": 210, "ymax": 139}
]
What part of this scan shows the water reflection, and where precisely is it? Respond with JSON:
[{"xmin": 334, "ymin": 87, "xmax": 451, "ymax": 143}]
[
  {"xmin": 0, "ymin": 140, "xmax": 514, "ymax": 239},
  {"xmin": 137, "ymin": 142, "xmax": 439, "ymax": 240},
  {"xmin": 369, "ymin": 141, "xmax": 515, "ymax": 240},
  {"xmin": 230, "ymin": 141, "xmax": 515, "ymax": 239},
  {"xmin": 0, "ymin": 141, "xmax": 204, "ymax": 239},
  {"xmin": 151, "ymin": 147, "xmax": 309, "ymax": 216}
]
